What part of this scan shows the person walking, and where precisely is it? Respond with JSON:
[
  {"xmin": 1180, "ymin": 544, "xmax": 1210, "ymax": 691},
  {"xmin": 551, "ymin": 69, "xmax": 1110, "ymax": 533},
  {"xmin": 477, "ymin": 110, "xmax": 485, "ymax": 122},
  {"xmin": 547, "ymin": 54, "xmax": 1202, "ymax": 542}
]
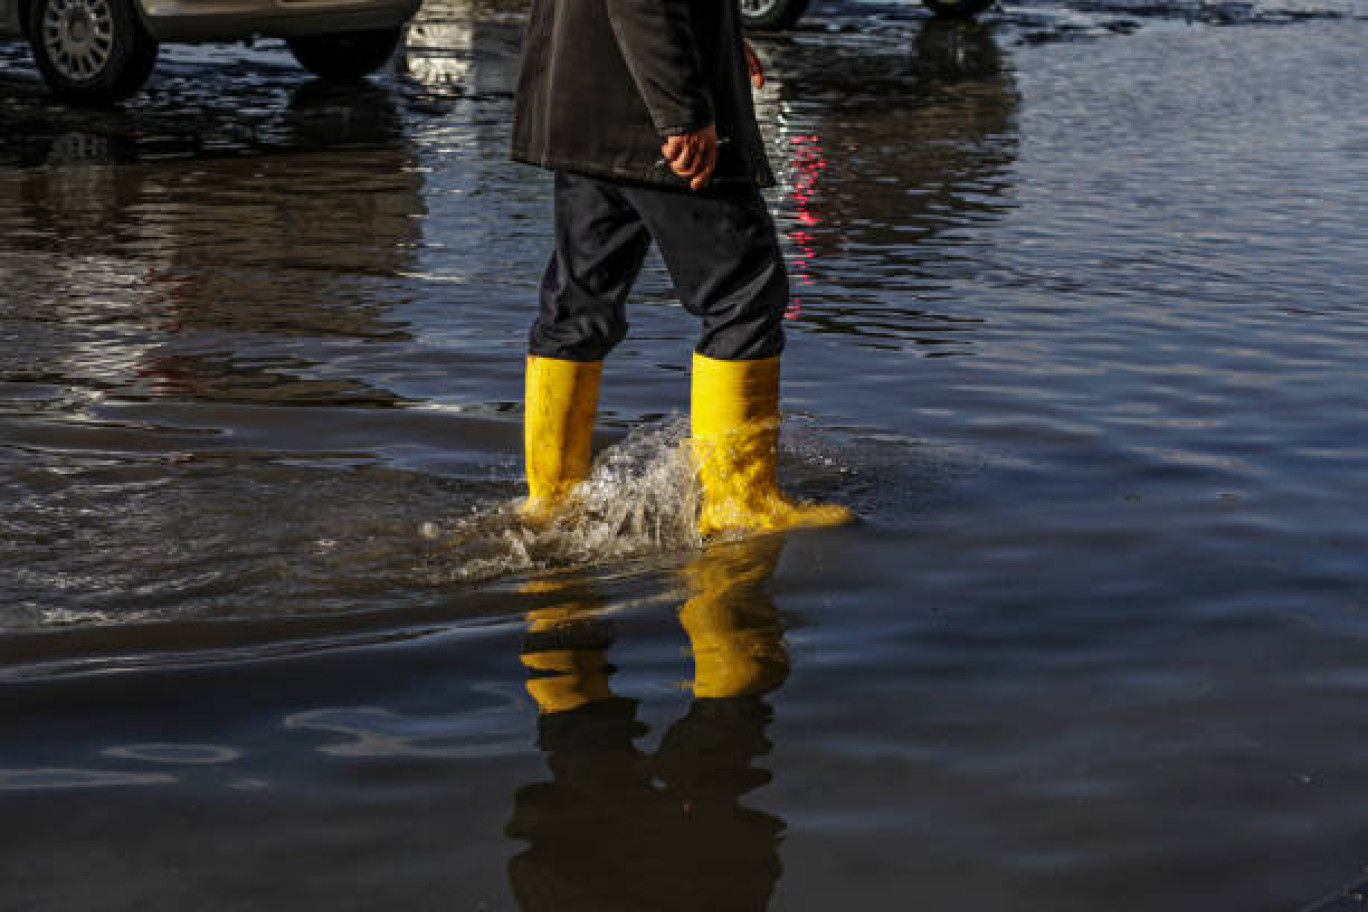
[{"xmin": 511, "ymin": 0, "xmax": 851, "ymax": 537}]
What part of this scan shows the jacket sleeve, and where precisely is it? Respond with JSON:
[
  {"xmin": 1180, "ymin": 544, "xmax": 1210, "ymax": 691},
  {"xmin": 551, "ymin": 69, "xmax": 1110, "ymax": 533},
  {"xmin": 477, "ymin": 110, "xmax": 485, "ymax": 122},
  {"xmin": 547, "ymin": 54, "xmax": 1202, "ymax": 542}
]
[{"xmin": 603, "ymin": 0, "xmax": 715, "ymax": 136}]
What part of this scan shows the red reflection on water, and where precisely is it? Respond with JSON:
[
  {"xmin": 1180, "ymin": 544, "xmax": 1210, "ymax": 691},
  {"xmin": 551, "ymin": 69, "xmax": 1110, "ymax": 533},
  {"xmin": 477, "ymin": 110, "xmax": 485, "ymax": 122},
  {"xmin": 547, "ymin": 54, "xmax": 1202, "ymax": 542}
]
[
  {"xmin": 784, "ymin": 133, "xmax": 826, "ymax": 321},
  {"xmin": 134, "ymin": 267, "xmax": 208, "ymax": 397}
]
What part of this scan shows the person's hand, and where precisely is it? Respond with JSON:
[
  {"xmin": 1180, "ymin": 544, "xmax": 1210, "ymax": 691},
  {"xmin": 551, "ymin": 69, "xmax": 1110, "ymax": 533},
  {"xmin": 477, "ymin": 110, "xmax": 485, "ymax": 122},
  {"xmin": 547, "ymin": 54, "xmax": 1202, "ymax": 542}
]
[
  {"xmin": 744, "ymin": 40, "xmax": 765, "ymax": 90},
  {"xmin": 661, "ymin": 124, "xmax": 719, "ymax": 191}
]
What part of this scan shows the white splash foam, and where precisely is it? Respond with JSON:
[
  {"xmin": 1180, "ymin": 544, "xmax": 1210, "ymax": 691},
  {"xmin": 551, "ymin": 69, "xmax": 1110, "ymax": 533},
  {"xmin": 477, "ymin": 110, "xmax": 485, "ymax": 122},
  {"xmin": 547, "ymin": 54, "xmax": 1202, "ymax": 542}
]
[{"xmin": 431, "ymin": 418, "xmax": 702, "ymax": 582}]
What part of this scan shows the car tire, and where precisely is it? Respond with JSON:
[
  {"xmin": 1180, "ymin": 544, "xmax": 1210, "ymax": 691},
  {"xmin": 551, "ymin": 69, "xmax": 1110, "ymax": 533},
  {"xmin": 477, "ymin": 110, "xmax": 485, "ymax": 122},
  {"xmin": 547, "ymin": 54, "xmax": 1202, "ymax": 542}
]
[
  {"xmin": 28, "ymin": 0, "xmax": 158, "ymax": 104},
  {"xmin": 739, "ymin": 0, "xmax": 811, "ymax": 30},
  {"xmin": 286, "ymin": 27, "xmax": 403, "ymax": 82},
  {"xmin": 923, "ymin": 0, "xmax": 996, "ymax": 20}
]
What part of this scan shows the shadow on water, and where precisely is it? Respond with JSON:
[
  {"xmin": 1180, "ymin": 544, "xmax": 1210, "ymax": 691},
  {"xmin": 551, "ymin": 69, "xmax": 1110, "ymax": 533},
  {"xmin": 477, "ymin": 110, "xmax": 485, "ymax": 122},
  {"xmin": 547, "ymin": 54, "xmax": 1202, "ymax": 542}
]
[{"xmin": 508, "ymin": 536, "xmax": 788, "ymax": 911}]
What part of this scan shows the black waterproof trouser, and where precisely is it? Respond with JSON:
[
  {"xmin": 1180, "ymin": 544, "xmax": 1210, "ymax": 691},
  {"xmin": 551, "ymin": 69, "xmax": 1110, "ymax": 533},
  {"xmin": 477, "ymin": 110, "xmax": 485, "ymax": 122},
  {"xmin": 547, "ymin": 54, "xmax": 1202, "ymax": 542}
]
[{"xmin": 529, "ymin": 172, "xmax": 788, "ymax": 363}]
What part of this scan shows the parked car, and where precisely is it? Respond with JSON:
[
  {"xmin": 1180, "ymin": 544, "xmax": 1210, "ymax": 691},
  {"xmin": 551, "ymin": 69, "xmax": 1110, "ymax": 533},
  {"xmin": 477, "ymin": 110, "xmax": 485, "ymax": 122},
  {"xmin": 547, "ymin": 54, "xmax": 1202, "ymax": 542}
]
[
  {"xmin": 0, "ymin": 0, "xmax": 419, "ymax": 103},
  {"xmin": 740, "ymin": 0, "xmax": 995, "ymax": 29}
]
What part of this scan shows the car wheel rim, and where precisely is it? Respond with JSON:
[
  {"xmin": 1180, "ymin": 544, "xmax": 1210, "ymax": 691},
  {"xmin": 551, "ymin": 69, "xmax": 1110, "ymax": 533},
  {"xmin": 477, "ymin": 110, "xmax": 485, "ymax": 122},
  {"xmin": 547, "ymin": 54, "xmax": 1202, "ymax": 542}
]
[
  {"xmin": 740, "ymin": 0, "xmax": 783, "ymax": 18},
  {"xmin": 42, "ymin": 0, "xmax": 115, "ymax": 83}
]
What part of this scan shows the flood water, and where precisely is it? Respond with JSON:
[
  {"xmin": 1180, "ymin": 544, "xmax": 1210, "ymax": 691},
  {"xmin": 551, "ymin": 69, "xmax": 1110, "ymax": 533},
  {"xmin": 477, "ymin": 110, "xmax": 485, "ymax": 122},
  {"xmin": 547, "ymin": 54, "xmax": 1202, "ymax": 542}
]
[{"xmin": 3, "ymin": 0, "xmax": 1367, "ymax": 908}]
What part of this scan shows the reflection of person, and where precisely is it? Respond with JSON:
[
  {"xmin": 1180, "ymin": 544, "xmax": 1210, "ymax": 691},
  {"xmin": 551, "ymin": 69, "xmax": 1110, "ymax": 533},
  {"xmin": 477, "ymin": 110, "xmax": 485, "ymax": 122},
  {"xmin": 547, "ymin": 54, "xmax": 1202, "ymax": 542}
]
[
  {"xmin": 509, "ymin": 2, "xmax": 850, "ymax": 536},
  {"xmin": 508, "ymin": 539, "xmax": 789, "ymax": 911}
]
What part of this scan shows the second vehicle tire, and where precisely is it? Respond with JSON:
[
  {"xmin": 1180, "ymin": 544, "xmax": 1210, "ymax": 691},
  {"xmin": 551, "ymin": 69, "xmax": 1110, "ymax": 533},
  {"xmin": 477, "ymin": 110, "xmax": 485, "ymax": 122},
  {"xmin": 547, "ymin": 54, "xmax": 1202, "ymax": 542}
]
[
  {"xmin": 923, "ymin": 0, "xmax": 996, "ymax": 20},
  {"xmin": 287, "ymin": 27, "xmax": 403, "ymax": 81},
  {"xmin": 739, "ymin": 0, "xmax": 811, "ymax": 30}
]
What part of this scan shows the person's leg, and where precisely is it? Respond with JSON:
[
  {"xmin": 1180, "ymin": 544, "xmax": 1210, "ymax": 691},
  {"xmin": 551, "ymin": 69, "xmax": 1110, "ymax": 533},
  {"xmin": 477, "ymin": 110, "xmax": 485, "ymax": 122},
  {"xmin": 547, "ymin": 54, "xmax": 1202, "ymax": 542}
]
[
  {"xmin": 530, "ymin": 172, "xmax": 652, "ymax": 361},
  {"xmin": 524, "ymin": 173, "xmax": 651, "ymax": 519},
  {"xmin": 624, "ymin": 184, "xmax": 852, "ymax": 537},
  {"xmin": 622, "ymin": 183, "xmax": 786, "ymax": 362}
]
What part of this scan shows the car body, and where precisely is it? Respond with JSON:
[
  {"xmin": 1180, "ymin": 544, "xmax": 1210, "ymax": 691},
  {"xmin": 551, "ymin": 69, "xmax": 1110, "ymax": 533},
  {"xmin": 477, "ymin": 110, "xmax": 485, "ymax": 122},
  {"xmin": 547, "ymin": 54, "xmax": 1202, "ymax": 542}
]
[
  {"xmin": 0, "ymin": 0, "xmax": 420, "ymax": 102},
  {"xmin": 740, "ymin": 0, "xmax": 995, "ymax": 29},
  {"xmin": 0, "ymin": 0, "xmax": 417, "ymax": 42}
]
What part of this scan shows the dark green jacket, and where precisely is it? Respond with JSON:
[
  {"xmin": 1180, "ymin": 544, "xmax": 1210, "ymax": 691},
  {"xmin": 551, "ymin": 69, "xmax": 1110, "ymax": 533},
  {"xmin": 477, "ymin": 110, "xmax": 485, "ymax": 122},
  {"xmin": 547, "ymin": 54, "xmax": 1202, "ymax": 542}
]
[{"xmin": 510, "ymin": 0, "xmax": 776, "ymax": 189}]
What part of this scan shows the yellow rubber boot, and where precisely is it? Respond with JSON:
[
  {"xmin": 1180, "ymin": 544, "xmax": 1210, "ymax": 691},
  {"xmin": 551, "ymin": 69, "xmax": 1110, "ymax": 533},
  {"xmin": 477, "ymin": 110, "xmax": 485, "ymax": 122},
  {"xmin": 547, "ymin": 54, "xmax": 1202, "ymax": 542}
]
[
  {"xmin": 523, "ymin": 356, "xmax": 603, "ymax": 522},
  {"xmin": 691, "ymin": 353, "xmax": 854, "ymax": 538}
]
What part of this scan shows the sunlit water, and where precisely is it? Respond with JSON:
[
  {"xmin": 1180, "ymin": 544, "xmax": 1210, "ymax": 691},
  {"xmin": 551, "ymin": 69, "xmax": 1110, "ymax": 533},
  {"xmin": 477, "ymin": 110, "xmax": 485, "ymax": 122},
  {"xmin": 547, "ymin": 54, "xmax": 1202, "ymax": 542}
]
[{"xmin": 2, "ymin": 0, "xmax": 1367, "ymax": 909}]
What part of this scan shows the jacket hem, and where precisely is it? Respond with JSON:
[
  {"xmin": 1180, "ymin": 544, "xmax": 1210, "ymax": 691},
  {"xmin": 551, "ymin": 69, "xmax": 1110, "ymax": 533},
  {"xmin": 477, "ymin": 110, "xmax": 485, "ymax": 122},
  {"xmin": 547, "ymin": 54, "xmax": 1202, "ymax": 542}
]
[{"xmin": 510, "ymin": 150, "xmax": 776, "ymax": 190}]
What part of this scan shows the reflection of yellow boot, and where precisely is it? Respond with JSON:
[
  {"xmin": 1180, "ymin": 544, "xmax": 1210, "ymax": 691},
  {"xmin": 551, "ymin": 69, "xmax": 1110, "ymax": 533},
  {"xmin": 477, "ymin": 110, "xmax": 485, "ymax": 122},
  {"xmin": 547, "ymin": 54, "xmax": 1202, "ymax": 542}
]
[
  {"xmin": 522, "ymin": 633, "xmax": 615, "ymax": 714},
  {"xmin": 521, "ymin": 586, "xmax": 615, "ymax": 714},
  {"xmin": 691, "ymin": 353, "xmax": 853, "ymax": 539},
  {"xmin": 681, "ymin": 538, "xmax": 790, "ymax": 699},
  {"xmin": 523, "ymin": 356, "xmax": 602, "ymax": 522}
]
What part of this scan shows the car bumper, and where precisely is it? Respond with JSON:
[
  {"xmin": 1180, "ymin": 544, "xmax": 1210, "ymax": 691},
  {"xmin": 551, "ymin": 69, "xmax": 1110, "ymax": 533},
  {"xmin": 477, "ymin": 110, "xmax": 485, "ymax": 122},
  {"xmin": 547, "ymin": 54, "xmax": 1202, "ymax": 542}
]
[{"xmin": 139, "ymin": 0, "xmax": 422, "ymax": 42}]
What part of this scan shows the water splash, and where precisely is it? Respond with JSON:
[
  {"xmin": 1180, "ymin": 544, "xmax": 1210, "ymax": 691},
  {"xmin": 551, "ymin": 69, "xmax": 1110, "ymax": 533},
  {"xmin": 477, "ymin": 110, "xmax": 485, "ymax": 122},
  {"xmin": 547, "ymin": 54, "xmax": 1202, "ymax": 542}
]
[{"xmin": 425, "ymin": 418, "xmax": 703, "ymax": 582}]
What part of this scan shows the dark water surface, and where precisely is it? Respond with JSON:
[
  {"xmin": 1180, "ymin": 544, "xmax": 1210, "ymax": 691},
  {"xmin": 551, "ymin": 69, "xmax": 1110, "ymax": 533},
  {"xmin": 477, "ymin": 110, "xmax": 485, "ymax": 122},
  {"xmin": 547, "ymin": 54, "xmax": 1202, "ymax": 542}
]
[{"xmin": 3, "ymin": 0, "xmax": 1368, "ymax": 908}]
